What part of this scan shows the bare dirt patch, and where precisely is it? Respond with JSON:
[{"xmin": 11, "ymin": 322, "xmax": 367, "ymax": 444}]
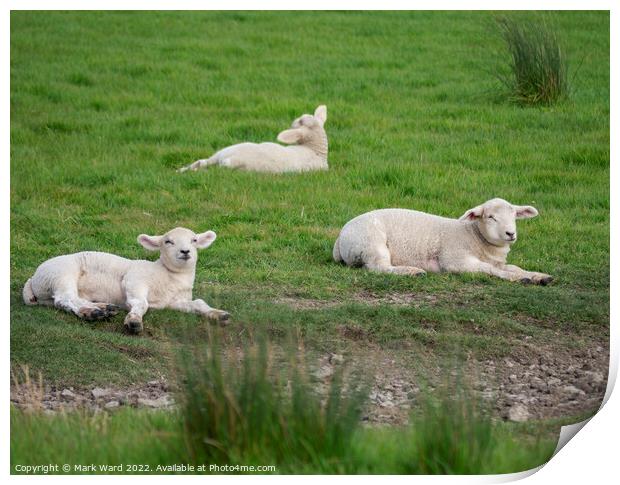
[
  {"xmin": 275, "ymin": 291, "xmax": 439, "ymax": 310},
  {"xmin": 486, "ymin": 340, "xmax": 609, "ymax": 422},
  {"xmin": 309, "ymin": 336, "xmax": 609, "ymax": 425},
  {"xmin": 11, "ymin": 379, "xmax": 175, "ymax": 413}
]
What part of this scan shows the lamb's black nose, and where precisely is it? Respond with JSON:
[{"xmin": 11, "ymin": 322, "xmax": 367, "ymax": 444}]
[
  {"xmin": 506, "ymin": 231, "xmax": 515, "ymax": 238},
  {"xmin": 180, "ymin": 249, "xmax": 190, "ymax": 255}
]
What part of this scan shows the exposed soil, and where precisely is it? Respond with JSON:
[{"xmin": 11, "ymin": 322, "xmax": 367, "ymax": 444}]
[
  {"xmin": 10, "ymin": 379, "xmax": 175, "ymax": 414},
  {"xmin": 487, "ymin": 341, "xmax": 609, "ymax": 422},
  {"xmin": 274, "ymin": 291, "xmax": 439, "ymax": 310}
]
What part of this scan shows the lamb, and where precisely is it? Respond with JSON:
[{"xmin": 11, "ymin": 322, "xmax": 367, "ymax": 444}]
[
  {"xmin": 177, "ymin": 105, "xmax": 329, "ymax": 173},
  {"xmin": 333, "ymin": 198, "xmax": 553, "ymax": 285},
  {"xmin": 22, "ymin": 227, "xmax": 230, "ymax": 334}
]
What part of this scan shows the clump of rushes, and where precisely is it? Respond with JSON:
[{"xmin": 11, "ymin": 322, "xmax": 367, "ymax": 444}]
[
  {"xmin": 403, "ymin": 384, "xmax": 496, "ymax": 474},
  {"xmin": 496, "ymin": 15, "xmax": 569, "ymax": 105},
  {"xmin": 179, "ymin": 330, "xmax": 367, "ymax": 472}
]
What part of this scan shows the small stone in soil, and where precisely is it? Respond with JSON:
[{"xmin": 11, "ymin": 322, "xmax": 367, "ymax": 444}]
[
  {"xmin": 91, "ymin": 388, "xmax": 111, "ymax": 399},
  {"xmin": 507, "ymin": 403, "xmax": 529, "ymax": 422},
  {"xmin": 137, "ymin": 396, "xmax": 173, "ymax": 408}
]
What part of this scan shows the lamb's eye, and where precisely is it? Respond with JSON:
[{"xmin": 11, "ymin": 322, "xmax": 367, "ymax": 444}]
[
  {"xmin": 165, "ymin": 240, "xmax": 174, "ymax": 245},
  {"xmin": 488, "ymin": 215, "xmax": 496, "ymax": 221},
  {"xmin": 191, "ymin": 238, "xmax": 197, "ymax": 243}
]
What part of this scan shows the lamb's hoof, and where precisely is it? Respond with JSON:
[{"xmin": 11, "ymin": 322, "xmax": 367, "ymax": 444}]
[
  {"xmin": 206, "ymin": 310, "xmax": 230, "ymax": 326},
  {"xmin": 80, "ymin": 306, "xmax": 114, "ymax": 321},
  {"xmin": 125, "ymin": 319, "xmax": 143, "ymax": 334},
  {"xmin": 94, "ymin": 303, "xmax": 121, "ymax": 317},
  {"xmin": 522, "ymin": 274, "xmax": 553, "ymax": 286},
  {"xmin": 217, "ymin": 312, "xmax": 231, "ymax": 326},
  {"xmin": 536, "ymin": 276, "xmax": 554, "ymax": 286},
  {"xmin": 105, "ymin": 304, "xmax": 121, "ymax": 315},
  {"xmin": 82, "ymin": 308, "xmax": 106, "ymax": 321}
]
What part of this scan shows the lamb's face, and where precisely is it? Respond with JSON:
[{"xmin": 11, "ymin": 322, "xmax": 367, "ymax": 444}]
[
  {"xmin": 459, "ymin": 198, "xmax": 539, "ymax": 247},
  {"xmin": 277, "ymin": 105, "xmax": 327, "ymax": 145},
  {"xmin": 291, "ymin": 114, "xmax": 321, "ymax": 130},
  {"xmin": 138, "ymin": 227, "xmax": 217, "ymax": 271},
  {"xmin": 477, "ymin": 200, "xmax": 520, "ymax": 245}
]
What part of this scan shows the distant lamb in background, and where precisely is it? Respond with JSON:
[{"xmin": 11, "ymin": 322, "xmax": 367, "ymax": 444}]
[
  {"xmin": 333, "ymin": 198, "xmax": 553, "ymax": 285},
  {"xmin": 23, "ymin": 227, "xmax": 230, "ymax": 334},
  {"xmin": 178, "ymin": 105, "xmax": 329, "ymax": 173}
]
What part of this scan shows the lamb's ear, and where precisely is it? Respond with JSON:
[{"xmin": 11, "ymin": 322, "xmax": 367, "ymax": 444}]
[
  {"xmin": 513, "ymin": 205, "xmax": 539, "ymax": 219},
  {"xmin": 277, "ymin": 128, "xmax": 303, "ymax": 145},
  {"xmin": 459, "ymin": 204, "xmax": 485, "ymax": 221},
  {"xmin": 314, "ymin": 105, "xmax": 327, "ymax": 126},
  {"xmin": 138, "ymin": 234, "xmax": 162, "ymax": 251},
  {"xmin": 195, "ymin": 230, "xmax": 217, "ymax": 249}
]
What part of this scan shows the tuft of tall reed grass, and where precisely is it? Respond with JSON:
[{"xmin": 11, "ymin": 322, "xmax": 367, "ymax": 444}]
[
  {"xmin": 495, "ymin": 15, "xmax": 569, "ymax": 105},
  {"xmin": 402, "ymin": 384, "xmax": 496, "ymax": 474},
  {"xmin": 179, "ymin": 330, "xmax": 368, "ymax": 472}
]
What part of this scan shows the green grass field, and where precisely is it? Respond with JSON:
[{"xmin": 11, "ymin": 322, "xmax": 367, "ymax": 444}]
[{"xmin": 10, "ymin": 11, "xmax": 609, "ymax": 474}]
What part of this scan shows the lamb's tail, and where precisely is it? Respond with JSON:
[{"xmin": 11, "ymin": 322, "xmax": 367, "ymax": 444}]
[
  {"xmin": 22, "ymin": 278, "xmax": 37, "ymax": 305},
  {"xmin": 177, "ymin": 156, "xmax": 218, "ymax": 173},
  {"xmin": 332, "ymin": 236, "xmax": 343, "ymax": 263}
]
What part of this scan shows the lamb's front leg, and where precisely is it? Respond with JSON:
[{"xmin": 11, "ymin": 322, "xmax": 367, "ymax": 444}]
[
  {"xmin": 456, "ymin": 258, "xmax": 521, "ymax": 281},
  {"xmin": 504, "ymin": 264, "xmax": 554, "ymax": 286},
  {"xmin": 124, "ymin": 291, "xmax": 149, "ymax": 334},
  {"xmin": 459, "ymin": 259, "xmax": 552, "ymax": 285},
  {"xmin": 453, "ymin": 258, "xmax": 527, "ymax": 283},
  {"xmin": 169, "ymin": 299, "xmax": 230, "ymax": 326}
]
